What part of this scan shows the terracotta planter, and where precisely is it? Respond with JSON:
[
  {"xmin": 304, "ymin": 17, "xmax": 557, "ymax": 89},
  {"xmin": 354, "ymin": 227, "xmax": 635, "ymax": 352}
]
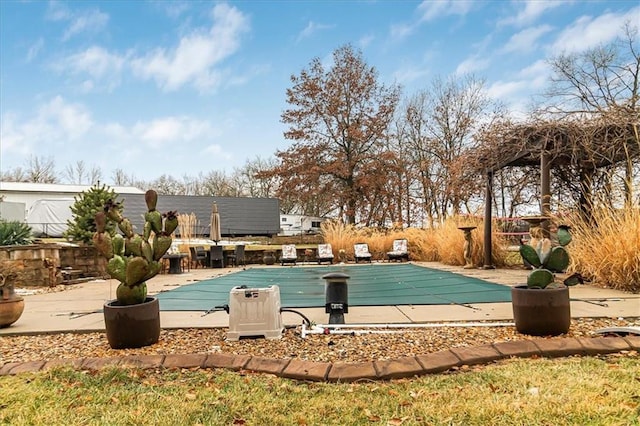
[
  {"xmin": 511, "ymin": 285, "xmax": 570, "ymax": 336},
  {"xmin": 0, "ymin": 295, "xmax": 25, "ymax": 328},
  {"xmin": 103, "ymin": 297, "xmax": 160, "ymax": 349}
]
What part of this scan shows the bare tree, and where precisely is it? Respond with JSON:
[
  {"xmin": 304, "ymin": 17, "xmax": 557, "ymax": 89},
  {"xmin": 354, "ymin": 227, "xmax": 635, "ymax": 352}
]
[
  {"xmin": 541, "ymin": 22, "xmax": 640, "ymax": 208},
  {"xmin": 236, "ymin": 156, "xmax": 280, "ymax": 199},
  {"xmin": 542, "ymin": 23, "xmax": 639, "ymax": 118},
  {"xmin": 198, "ymin": 170, "xmax": 238, "ymax": 197},
  {"xmin": 26, "ymin": 155, "xmax": 58, "ymax": 183},
  {"xmin": 63, "ymin": 160, "xmax": 103, "ymax": 184},
  {"xmin": 0, "ymin": 167, "xmax": 29, "ymax": 182},
  {"xmin": 397, "ymin": 75, "xmax": 498, "ymax": 224},
  {"xmin": 111, "ymin": 168, "xmax": 137, "ymax": 186},
  {"xmin": 150, "ymin": 174, "xmax": 186, "ymax": 195}
]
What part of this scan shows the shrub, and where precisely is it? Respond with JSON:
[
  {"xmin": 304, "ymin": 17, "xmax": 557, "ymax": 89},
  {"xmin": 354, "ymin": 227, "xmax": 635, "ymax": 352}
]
[
  {"xmin": 0, "ymin": 220, "xmax": 33, "ymax": 246},
  {"xmin": 65, "ymin": 184, "xmax": 120, "ymax": 244}
]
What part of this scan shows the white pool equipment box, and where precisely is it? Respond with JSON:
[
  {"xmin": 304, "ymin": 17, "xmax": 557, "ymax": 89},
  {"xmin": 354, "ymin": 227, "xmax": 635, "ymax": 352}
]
[{"xmin": 226, "ymin": 285, "xmax": 283, "ymax": 341}]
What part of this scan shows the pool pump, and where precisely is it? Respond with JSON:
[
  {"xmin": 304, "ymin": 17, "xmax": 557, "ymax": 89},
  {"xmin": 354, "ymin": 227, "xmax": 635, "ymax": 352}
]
[{"xmin": 323, "ymin": 272, "xmax": 350, "ymax": 324}]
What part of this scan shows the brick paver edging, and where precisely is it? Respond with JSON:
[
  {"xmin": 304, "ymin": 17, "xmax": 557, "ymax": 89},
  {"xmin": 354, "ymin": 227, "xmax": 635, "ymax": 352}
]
[{"xmin": 1, "ymin": 336, "xmax": 638, "ymax": 382}]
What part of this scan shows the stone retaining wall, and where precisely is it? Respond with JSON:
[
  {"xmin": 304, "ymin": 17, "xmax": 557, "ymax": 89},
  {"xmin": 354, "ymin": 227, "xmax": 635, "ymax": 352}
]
[{"xmin": 0, "ymin": 244, "xmax": 106, "ymax": 287}]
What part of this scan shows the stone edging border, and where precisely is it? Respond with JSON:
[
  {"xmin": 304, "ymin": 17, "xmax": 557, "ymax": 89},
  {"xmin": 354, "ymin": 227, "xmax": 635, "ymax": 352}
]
[{"xmin": 2, "ymin": 336, "xmax": 638, "ymax": 382}]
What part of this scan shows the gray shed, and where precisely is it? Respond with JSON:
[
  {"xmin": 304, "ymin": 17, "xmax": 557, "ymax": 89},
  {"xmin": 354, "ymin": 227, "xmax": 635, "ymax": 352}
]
[{"xmin": 116, "ymin": 194, "xmax": 280, "ymax": 237}]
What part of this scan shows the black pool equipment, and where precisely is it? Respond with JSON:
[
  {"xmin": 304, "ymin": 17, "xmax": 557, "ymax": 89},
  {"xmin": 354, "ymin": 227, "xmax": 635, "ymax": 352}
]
[{"xmin": 323, "ymin": 272, "xmax": 350, "ymax": 324}]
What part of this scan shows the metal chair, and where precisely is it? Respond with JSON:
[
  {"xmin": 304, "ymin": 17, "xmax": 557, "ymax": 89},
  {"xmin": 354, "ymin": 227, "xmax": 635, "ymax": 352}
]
[
  {"xmin": 317, "ymin": 243, "xmax": 334, "ymax": 264},
  {"xmin": 226, "ymin": 244, "xmax": 245, "ymax": 267},
  {"xmin": 280, "ymin": 244, "xmax": 297, "ymax": 265},
  {"xmin": 209, "ymin": 245, "xmax": 224, "ymax": 268},
  {"xmin": 386, "ymin": 239, "xmax": 409, "ymax": 262},
  {"xmin": 354, "ymin": 243, "xmax": 372, "ymax": 263},
  {"xmin": 190, "ymin": 246, "xmax": 208, "ymax": 268}
]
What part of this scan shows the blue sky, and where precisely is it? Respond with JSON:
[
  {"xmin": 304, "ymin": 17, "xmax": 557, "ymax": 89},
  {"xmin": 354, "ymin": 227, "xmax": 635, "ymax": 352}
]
[{"xmin": 1, "ymin": 1, "xmax": 638, "ymax": 183}]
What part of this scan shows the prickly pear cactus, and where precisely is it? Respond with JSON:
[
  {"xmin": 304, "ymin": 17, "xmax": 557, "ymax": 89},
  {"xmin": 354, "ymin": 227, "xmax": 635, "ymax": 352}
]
[
  {"xmin": 520, "ymin": 224, "xmax": 578, "ymax": 289},
  {"xmin": 93, "ymin": 190, "xmax": 177, "ymax": 305}
]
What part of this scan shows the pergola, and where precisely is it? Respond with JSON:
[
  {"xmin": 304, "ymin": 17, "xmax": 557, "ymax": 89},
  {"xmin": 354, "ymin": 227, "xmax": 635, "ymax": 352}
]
[{"xmin": 471, "ymin": 116, "xmax": 639, "ymax": 268}]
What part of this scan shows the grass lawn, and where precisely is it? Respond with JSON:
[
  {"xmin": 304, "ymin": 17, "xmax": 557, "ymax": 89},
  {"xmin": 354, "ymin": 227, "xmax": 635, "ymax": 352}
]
[{"xmin": 1, "ymin": 355, "xmax": 638, "ymax": 425}]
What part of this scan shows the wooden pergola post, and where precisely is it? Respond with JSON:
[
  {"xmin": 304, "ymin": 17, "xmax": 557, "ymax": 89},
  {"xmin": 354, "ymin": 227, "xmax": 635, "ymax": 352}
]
[
  {"xmin": 540, "ymin": 151, "xmax": 551, "ymax": 236},
  {"xmin": 483, "ymin": 170, "xmax": 494, "ymax": 269}
]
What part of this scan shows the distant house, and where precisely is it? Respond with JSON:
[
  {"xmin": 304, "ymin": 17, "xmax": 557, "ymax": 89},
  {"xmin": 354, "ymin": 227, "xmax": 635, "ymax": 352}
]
[
  {"xmin": 0, "ymin": 182, "xmax": 280, "ymax": 238},
  {"xmin": 279, "ymin": 214, "xmax": 326, "ymax": 236}
]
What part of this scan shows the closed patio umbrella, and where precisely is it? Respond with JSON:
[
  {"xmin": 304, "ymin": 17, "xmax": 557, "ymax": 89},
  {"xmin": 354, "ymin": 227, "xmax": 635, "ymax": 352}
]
[{"xmin": 210, "ymin": 203, "xmax": 221, "ymax": 244}]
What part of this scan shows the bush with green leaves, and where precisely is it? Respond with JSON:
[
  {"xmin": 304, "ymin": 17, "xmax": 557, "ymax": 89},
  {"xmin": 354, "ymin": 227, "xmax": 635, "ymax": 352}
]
[
  {"xmin": 0, "ymin": 220, "xmax": 33, "ymax": 246},
  {"xmin": 65, "ymin": 184, "xmax": 120, "ymax": 244}
]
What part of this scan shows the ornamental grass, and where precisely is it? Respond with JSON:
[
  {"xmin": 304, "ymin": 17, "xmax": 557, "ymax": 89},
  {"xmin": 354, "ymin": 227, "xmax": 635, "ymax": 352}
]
[
  {"xmin": 567, "ymin": 204, "xmax": 640, "ymax": 292},
  {"xmin": 321, "ymin": 217, "xmax": 508, "ymax": 267}
]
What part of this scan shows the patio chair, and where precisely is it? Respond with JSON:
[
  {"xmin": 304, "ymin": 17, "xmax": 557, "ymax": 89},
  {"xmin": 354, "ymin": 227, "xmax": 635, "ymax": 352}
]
[
  {"xmin": 190, "ymin": 246, "xmax": 208, "ymax": 268},
  {"xmin": 354, "ymin": 243, "xmax": 372, "ymax": 263},
  {"xmin": 387, "ymin": 239, "xmax": 409, "ymax": 262},
  {"xmin": 209, "ymin": 245, "xmax": 224, "ymax": 268},
  {"xmin": 317, "ymin": 243, "xmax": 334, "ymax": 264},
  {"xmin": 280, "ymin": 244, "xmax": 297, "ymax": 266},
  {"xmin": 226, "ymin": 244, "xmax": 246, "ymax": 267}
]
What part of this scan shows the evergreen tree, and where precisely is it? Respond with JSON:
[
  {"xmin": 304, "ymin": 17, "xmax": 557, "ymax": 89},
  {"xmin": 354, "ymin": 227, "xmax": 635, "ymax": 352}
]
[{"xmin": 65, "ymin": 184, "xmax": 119, "ymax": 244}]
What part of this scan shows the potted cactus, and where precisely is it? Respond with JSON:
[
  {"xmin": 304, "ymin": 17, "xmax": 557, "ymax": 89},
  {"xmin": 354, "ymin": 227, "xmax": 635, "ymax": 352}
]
[
  {"xmin": 94, "ymin": 189, "xmax": 178, "ymax": 349},
  {"xmin": 511, "ymin": 224, "xmax": 583, "ymax": 336}
]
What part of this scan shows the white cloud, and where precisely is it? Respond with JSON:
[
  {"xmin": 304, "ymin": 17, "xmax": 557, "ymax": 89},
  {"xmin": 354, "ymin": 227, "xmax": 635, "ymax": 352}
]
[
  {"xmin": 389, "ymin": 0, "xmax": 473, "ymax": 41},
  {"xmin": 297, "ymin": 21, "xmax": 334, "ymax": 42},
  {"xmin": 54, "ymin": 46, "xmax": 126, "ymax": 93},
  {"xmin": 62, "ymin": 9, "xmax": 109, "ymax": 41},
  {"xmin": 26, "ymin": 38, "xmax": 44, "ymax": 62},
  {"xmin": 389, "ymin": 22, "xmax": 415, "ymax": 40},
  {"xmin": 501, "ymin": 25, "xmax": 553, "ymax": 54},
  {"xmin": 37, "ymin": 96, "xmax": 94, "ymax": 139},
  {"xmin": 417, "ymin": 0, "xmax": 473, "ymax": 22},
  {"xmin": 486, "ymin": 60, "xmax": 551, "ymax": 115},
  {"xmin": 455, "ymin": 56, "xmax": 490, "ymax": 75},
  {"xmin": 46, "ymin": 2, "xmax": 109, "ymax": 41},
  {"xmin": 0, "ymin": 96, "xmax": 231, "ymax": 177},
  {"xmin": 131, "ymin": 116, "xmax": 218, "ymax": 148},
  {"xmin": 45, "ymin": 1, "xmax": 72, "ymax": 21},
  {"xmin": 499, "ymin": 0, "xmax": 572, "ymax": 27},
  {"xmin": 131, "ymin": 3, "xmax": 249, "ymax": 92},
  {"xmin": 163, "ymin": 1, "xmax": 191, "ymax": 19},
  {"xmin": 69, "ymin": 46, "xmax": 126, "ymax": 78},
  {"xmin": 487, "ymin": 80, "xmax": 527, "ymax": 100},
  {"xmin": 0, "ymin": 96, "xmax": 93, "ymax": 157},
  {"xmin": 551, "ymin": 6, "xmax": 640, "ymax": 53},
  {"xmin": 518, "ymin": 59, "xmax": 550, "ymax": 80},
  {"xmin": 358, "ymin": 34, "xmax": 375, "ymax": 49},
  {"xmin": 393, "ymin": 65, "xmax": 430, "ymax": 85}
]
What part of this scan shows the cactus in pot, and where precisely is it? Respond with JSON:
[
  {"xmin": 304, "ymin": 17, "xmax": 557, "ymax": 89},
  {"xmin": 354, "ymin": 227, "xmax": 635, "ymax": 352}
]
[
  {"xmin": 519, "ymin": 225, "xmax": 582, "ymax": 289},
  {"xmin": 93, "ymin": 190, "xmax": 177, "ymax": 305},
  {"xmin": 512, "ymin": 224, "xmax": 584, "ymax": 336}
]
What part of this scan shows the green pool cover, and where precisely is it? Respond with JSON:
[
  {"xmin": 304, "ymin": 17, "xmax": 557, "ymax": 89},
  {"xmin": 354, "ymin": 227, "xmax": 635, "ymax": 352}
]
[{"xmin": 156, "ymin": 263, "xmax": 512, "ymax": 311}]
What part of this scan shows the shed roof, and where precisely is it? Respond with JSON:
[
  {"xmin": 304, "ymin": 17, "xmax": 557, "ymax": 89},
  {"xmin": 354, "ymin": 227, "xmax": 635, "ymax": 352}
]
[{"xmin": 0, "ymin": 182, "xmax": 144, "ymax": 195}]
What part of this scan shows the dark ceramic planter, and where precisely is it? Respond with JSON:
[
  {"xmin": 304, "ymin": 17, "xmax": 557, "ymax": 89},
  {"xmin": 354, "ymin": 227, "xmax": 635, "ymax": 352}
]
[
  {"xmin": 0, "ymin": 296, "xmax": 25, "ymax": 328},
  {"xmin": 511, "ymin": 285, "xmax": 570, "ymax": 336},
  {"xmin": 103, "ymin": 297, "xmax": 160, "ymax": 349},
  {"xmin": 263, "ymin": 251, "xmax": 275, "ymax": 265}
]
